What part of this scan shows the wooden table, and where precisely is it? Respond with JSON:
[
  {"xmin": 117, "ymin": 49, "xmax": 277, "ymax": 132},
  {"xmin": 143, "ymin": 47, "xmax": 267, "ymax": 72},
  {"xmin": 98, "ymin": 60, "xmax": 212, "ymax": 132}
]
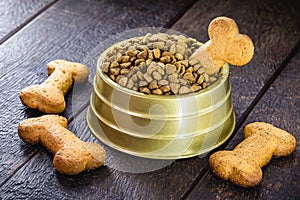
[{"xmin": 0, "ymin": 0, "xmax": 299, "ymax": 199}]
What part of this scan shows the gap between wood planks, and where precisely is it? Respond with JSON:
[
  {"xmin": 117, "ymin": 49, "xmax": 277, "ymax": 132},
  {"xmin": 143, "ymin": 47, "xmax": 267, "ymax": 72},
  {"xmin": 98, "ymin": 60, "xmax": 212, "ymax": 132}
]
[
  {"xmin": 0, "ymin": 0, "xmax": 59, "ymax": 46},
  {"xmin": 180, "ymin": 38, "xmax": 300, "ymax": 200}
]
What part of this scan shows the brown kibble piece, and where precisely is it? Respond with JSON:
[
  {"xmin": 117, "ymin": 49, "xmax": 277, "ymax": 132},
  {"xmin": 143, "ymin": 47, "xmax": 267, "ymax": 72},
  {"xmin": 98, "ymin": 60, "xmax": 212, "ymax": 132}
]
[
  {"xmin": 153, "ymin": 48, "xmax": 161, "ymax": 59},
  {"xmin": 170, "ymin": 83, "xmax": 180, "ymax": 94},
  {"xmin": 130, "ymin": 56, "xmax": 136, "ymax": 62},
  {"xmin": 143, "ymin": 73, "xmax": 153, "ymax": 83},
  {"xmin": 127, "ymin": 78, "xmax": 134, "ymax": 89},
  {"xmin": 175, "ymin": 53, "xmax": 183, "ymax": 61},
  {"xmin": 166, "ymin": 64, "xmax": 176, "ymax": 75},
  {"xmin": 139, "ymin": 87, "xmax": 151, "ymax": 94},
  {"xmin": 126, "ymin": 50, "xmax": 139, "ymax": 57},
  {"xmin": 139, "ymin": 80, "xmax": 148, "ymax": 87},
  {"xmin": 158, "ymin": 80, "xmax": 169, "ymax": 86},
  {"xmin": 190, "ymin": 16, "xmax": 254, "ymax": 75},
  {"xmin": 160, "ymin": 56, "xmax": 171, "ymax": 64},
  {"xmin": 179, "ymin": 78, "xmax": 189, "ymax": 86},
  {"xmin": 193, "ymin": 72, "xmax": 199, "ymax": 81},
  {"xmin": 186, "ymin": 66, "xmax": 194, "ymax": 73},
  {"xmin": 121, "ymin": 55, "xmax": 130, "ymax": 63},
  {"xmin": 148, "ymin": 80, "xmax": 158, "ymax": 90},
  {"xmin": 179, "ymin": 86, "xmax": 190, "ymax": 94},
  {"xmin": 197, "ymin": 68, "xmax": 205, "ymax": 75},
  {"xmin": 110, "ymin": 67, "xmax": 121, "ymax": 75},
  {"xmin": 194, "ymin": 64, "xmax": 202, "ymax": 71},
  {"xmin": 120, "ymin": 62, "xmax": 131, "ymax": 69},
  {"xmin": 197, "ymin": 75, "xmax": 204, "ymax": 84},
  {"xmin": 118, "ymin": 77, "xmax": 128, "ymax": 87},
  {"xmin": 161, "ymin": 51, "xmax": 171, "ymax": 57},
  {"xmin": 210, "ymin": 76, "xmax": 218, "ymax": 83},
  {"xmin": 131, "ymin": 74, "xmax": 138, "ymax": 82},
  {"xmin": 152, "ymin": 88, "xmax": 163, "ymax": 95},
  {"xmin": 100, "ymin": 62, "xmax": 110, "ymax": 73},
  {"xmin": 136, "ymin": 71, "xmax": 144, "ymax": 80},
  {"xmin": 153, "ymin": 42, "xmax": 165, "ymax": 49},
  {"xmin": 110, "ymin": 61, "xmax": 119, "ymax": 68},
  {"xmin": 183, "ymin": 72, "xmax": 195, "ymax": 84},
  {"xmin": 161, "ymin": 85, "xmax": 170, "ymax": 93},
  {"xmin": 209, "ymin": 122, "xmax": 296, "ymax": 187},
  {"xmin": 152, "ymin": 71, "xmax": 162, "ymax": 80},
  {"xmin": 137, "ymin": 50, "xmax": 148, "ymax": 59},
  {"xmin": 191, "ymin": 84, "xmax": 202, "ymax": 92},
  {"xmin": 148, "ymin": 50, "xmax": 154, "ymax": 60},
  {"xmin": 180, "ymin": 60, "xmax": 189, "ymax": 67},
  {"xmin": 19, "ymin": 60, "xmax": 88, "ymax": 114},
  {"xmin": 147, "ymin": 63, "xmax": 157, "ymax": 75},
  {"xmin": 135, "ymin": 59, "xmax": 145, "ymax": 66},
  {"xmin": 175, "ymin": 62, "xmax": 182, "ymax": 73},
  {"xmin": 156, "ymin": 65, "xmax": 165, "ymax": 75},
  {"xmin": 109, "ymin": 75, "xmax": 116, "ymax": 81},
  {"xmin": 176, "ymin": 45, "xmax": 185, "ymax": 55},
  {"xmin": 203, "ymin": 73, "xmax": 209, "ymax": 82},
  {"xmin": 18, "ymin": 115, "xmax": 106, "ymax": 175},
  {"xmin": 168, "ymin": 74, "xmax": 179, "ymax": 83},
  {"xmin": 132, "ymin": 87, "xmax": 138, "ymax": 91},
  {"xmin": 120, "ymin": 69, "xmax": 130, "ymax": 75},
  {"xmin": 115, "ymin": 75, "xmax": 123, "ymax": 83}
]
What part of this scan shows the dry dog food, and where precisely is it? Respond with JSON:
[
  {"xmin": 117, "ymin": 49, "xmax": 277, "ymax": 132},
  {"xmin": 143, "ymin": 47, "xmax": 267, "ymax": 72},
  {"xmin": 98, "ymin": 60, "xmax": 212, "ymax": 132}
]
[
  {"xmin": 18, "ymin": 115, "xmax": 106, "ymax": 175},
  {"xmin": 100, "ymin": 33, "xmax": 219, "ymax": 95},
  {"xmin": 209, "ymin": 122, "xmax": 296, "ymax": 187},
  {"xmin": 19, "ymin": 60, "xmax": 88, "ymax": 114}
]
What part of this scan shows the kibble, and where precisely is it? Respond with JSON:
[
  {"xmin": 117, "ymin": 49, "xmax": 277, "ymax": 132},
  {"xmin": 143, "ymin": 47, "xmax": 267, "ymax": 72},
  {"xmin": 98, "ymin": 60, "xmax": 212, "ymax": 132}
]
[
  {"xmin": 149, "ymin": 80, "xmax": 158, "ymax": 90},
  {"xmin": 99, "ymin": 33, "xmax": 220, "ymax": 95}
]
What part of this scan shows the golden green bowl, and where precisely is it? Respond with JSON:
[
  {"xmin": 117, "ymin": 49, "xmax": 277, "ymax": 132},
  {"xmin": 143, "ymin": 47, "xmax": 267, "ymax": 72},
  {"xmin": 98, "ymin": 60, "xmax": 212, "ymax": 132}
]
[{"xmin": 86, "ymin": 39, "xmax": 236, "ymax": 159}]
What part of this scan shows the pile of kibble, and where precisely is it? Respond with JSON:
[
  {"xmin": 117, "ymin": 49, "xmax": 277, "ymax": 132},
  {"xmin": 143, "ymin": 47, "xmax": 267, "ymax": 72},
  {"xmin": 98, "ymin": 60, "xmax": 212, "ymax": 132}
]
[{"xmin": 100, "ymin": 33, "xmax": 219, "ymax": 95}]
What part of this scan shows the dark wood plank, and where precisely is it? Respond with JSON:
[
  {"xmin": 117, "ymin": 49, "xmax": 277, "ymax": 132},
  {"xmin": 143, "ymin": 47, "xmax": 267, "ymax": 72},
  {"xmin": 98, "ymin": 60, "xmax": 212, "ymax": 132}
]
[
  {"xmin": 0, "ymin": 0, "xmax": 196, "ymax": 189},
  {"xmin": 1, "ymin": 1, "xmax": 300, "ymax": 200},
  {"xmin": 0, "ymin": 0, "xmax": 57, "ymax": 43},
  {"xmin": 187, "ymin": 44, "xmax": 300, "ymax": 200}
]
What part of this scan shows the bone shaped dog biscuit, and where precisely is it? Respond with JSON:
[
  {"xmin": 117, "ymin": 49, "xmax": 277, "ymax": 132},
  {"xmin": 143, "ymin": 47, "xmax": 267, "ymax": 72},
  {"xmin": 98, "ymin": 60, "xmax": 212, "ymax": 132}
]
[
  {"xmin": 19, "ymin": 60, "xmax": 88, "ymax": 114},
  {"xmin": 190, "ymin": 16, "xmax": 254, "ymax": 74},
  {"xmin": 18, "ymin": 115, "xmax": 106, "ymax": 175},
  {"xmin": 209, "ymin": 122, "xmax": 296, "ymax": 187}
]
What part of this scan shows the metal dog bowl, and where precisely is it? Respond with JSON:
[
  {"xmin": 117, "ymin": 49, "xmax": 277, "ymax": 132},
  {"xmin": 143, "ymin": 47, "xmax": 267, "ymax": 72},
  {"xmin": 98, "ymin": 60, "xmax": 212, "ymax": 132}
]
[{"xmin": 86, "ymin": 38, "xmax": 236, "ymax": 159}]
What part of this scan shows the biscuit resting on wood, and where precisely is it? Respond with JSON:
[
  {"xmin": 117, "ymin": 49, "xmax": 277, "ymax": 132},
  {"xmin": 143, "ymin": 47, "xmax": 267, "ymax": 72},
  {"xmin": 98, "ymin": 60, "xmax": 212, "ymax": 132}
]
[
  {"xmin": 19, "ymin": 60, "xmax": 88, "ymax": 114},
  {"xmin": 209, "ymin": 122, "xmax": 296, "ymax": 187},
  {"xmin": 18, "ymin": 115, "xmax": 106, "ymax": 175}
]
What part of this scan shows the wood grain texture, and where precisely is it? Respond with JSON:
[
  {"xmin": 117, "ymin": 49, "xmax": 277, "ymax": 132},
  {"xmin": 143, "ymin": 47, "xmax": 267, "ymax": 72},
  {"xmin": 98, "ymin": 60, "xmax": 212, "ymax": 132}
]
[
  {"xmin": 0, "ymin": 0, "xmax": 196, "ymax": 188},
  {"xmin": 0, "ymin": 0, "xmax": 56, "ymax": 43},
  {"xmin": 1, "ymin": 0, "xmax": 300, "ymax": 199},
  {"xmin": 187, "ymin": 45, "xmax": 300, "ymax": 200}
]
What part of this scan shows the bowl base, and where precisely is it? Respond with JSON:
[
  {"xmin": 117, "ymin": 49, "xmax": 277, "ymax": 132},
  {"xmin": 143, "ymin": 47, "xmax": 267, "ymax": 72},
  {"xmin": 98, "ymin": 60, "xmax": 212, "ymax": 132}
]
[{"xmin": 86, "ymin": 106, "xmax": 236, "ymax": 160}]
